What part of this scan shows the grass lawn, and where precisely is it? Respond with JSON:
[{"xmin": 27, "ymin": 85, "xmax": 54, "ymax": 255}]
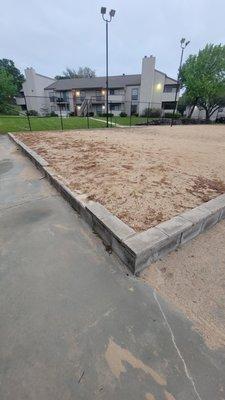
[
  {"xmin": 95, "ymin": 115, "xmax": 158, "ymax": 126},
  {"xmin": 0, "ymin": 115, "xmax": 106, "ymax": 133}
]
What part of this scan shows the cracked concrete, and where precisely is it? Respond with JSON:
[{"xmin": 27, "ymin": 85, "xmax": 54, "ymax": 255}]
[
  {"xmin": 0, "ymin": 134, "xmax": 225, "ymax": 400},
  {"xmin": 153, "ymin": 291, "xmax": 202, "ymax": 400}
]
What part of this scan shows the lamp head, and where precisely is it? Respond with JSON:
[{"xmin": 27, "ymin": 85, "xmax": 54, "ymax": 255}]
[
  {"xmin": 180, "ymin": 38, "xmax": 190, "ymax": 49},
  {"xmin": 101, "ymin": 7, "xmax": 106, "ymax": 15},
  {"xmin": 110, "ymin": 9, "xmax": 116, "ymax": 18}
]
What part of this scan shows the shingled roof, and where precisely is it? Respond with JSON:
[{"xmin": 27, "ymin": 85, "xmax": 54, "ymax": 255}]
[{"xmin": 45, "ymin": 74, "xmax": 141, "ymax": 91}]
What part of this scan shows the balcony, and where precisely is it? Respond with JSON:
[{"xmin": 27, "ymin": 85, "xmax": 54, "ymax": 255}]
[
  {"xmin": 162, "ymin": 92, "xmax": 177, "ymax": 102},
  {"xmin": 15, "ymin": 96, "xmax": 26, "ymax": 106},
  {"xmin": 74, "ymin": 96, "xmax": 86, "ymax": 104},
  {"xmin": 91, "ymin": 96, "xmax": 105, "ymax": 104},
  {"xmin": 108, "ymin": 94, "xmax": 124, "ymax": 102},
  {"xmin": 56, "ymin": 97, "xmax": 69, "ymax": 105}
]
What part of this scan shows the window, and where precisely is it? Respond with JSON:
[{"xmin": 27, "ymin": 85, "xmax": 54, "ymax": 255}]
[
  {"xmin": 162, "ymin": 101, "xmax": 176, "ymax": 110},
  {"xmin": 80, "ymin": 91, "xmax": 86, "ymax": 101},
  {"xmin": 56, "ymin": 92, "xmax": 68, "ymax": 102},
  {"xmin": 49, "ymin": 92, "xmax": 55, "ymax": 102},
  {"xmin": 62, "ymin": 91, "xmax": 68, "ymax": 101},
  {"xmin": 110, "ymin": 103, "xmax": 121, "ymax": 111},
  {"xmin": 163, "ymin": 84, "xmax": 178, "ymax": 93},
  {"xmin": 110, "ymin": 89, "xmax": 124, "ymax": 95},
  {"xmin": 96, "ymin": 90, "xmax": 102, "ymax": 100},
  {"xmin": 131, "ymin": 104, "xmax": 137, "ymax": 115},
  {"xmin": 132, "ymin": 88, "xmax": 139, "ymax": 100},
  {"xmin": 96, "ymin": 105, "xmax": 102, "ymax": 114}
]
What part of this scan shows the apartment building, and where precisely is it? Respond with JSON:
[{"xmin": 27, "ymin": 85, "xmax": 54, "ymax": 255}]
[
  {"xmin": 16, "ymin": 56, "xmax": 178, "ymax": 116},
  {"xmin": 16, "ymin": 68, "xmax": 55, "ymax": 114}
]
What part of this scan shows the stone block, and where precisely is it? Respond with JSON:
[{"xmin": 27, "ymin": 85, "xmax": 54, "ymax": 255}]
[
  {"xmin": 157, "ymin": 216, "xmax": 192, "ymax": 240},
  {"xmin": 201, "ymin": 210, "xmax": 221, "ymax": 231},
  {"xmin": 179, "ymin": 207, "xmax": 210, "ymax": 243},
  {"xmin": 180, "ymin": 223, "xmax": 202, "ymax": 244},
  {"xmin": 86, "ymin": 201, "xmax": 135, "ymax": 241},
  {"xmin": 111, "ymin": 236, "xmax": 136, "ymax": 273},
  {"xmin": 180, "ymin": 206, "xmax": 211, "ymax": 224},
  {"xmin": 125, "ymin": 227, "xmax": 180, "ymax": 273},
  {"xmin": 201, "ymin": 194, "xmax": 225, "ymax": 221},
  {"xmin": 124, "ymin": 227, "xmax": 168, "ymax": 254}
]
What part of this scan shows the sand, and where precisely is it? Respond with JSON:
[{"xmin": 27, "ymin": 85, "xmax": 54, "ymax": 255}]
[
  {"xmin": 141, "ymin": 219, "xmax": 225, "ymax": 350},
  {"xmin": 16, "ymin": 125, "xmax": 225, "ymax": 231}
]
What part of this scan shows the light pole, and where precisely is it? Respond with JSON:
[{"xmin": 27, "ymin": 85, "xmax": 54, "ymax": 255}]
[
  {"xmin": 171, "ymin": 38, "xmax": 190, "ymax": 127},
  {"xmin": 101, "ymin": 7, "xmax": 116, "ymax": 128}
]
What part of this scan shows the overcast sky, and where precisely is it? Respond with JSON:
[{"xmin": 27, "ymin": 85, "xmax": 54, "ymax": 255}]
[{"xmin": 1, "ymin": 0, "xmax": 225, "ymax": 79}]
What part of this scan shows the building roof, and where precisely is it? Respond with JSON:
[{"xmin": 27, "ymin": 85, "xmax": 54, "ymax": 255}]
[
  {"xmin": 36, "ymin": 73, "xmax": 55, "ymax": 81},
  {"xmin": 155, "ymin": 70, "xmax": 177, "ymax": 83},
  {"xmin": 45, "ymin": 74, "xmax": 141, "ymax": 91}
]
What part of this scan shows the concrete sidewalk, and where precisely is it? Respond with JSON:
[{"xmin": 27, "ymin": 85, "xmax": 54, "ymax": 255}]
[{"xmin": 0, "ymin": 134, "xmax": 224, "ymax": 400}]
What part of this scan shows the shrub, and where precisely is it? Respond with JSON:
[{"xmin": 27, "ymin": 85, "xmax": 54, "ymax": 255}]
[
  {"xmin": 27, "ymin": 109, "xmax": 39, "ymax": 116},
  {"xmin": 120, "ymin": 112, "xmax": 127, "ymax": 117},
  {"xmin": 87, "ymin": 111, "xmax": 94, "ymax": 117},
  {"xmin": 141, "ymin": 108, "xmax": 161, "ymax": 118},
  {"xmin": 135, "ymin": 118, "xmax": 170, "ymax": 126},
  {"xmin": 215, "ymin": 117, "xmax": 225, "ymax": 123},
  {"xmin": 149, "ymin": 119, "xmax": 171, "ymax": 125},
  {"xmin": 181, "ymin": 117, "xmax": 212, "ymax": 124},
  {"xmin": 164, "ymin": 112, "xmax": 181, "ymax": 119},
  {"xmin": 101, "ymin": 112, "xmax": 114, "ymax": 117},
  {"xmin": 141, "ymin": 108, "xmax": 149, "ymax": 117},
  {"xmin": 50, "ymin": 111, "xmax": 58, "ymax": 117},
  {"xmin": 1, "ymin": 104, "xmax": 20, "ymax": 115},
  {"xmin": 149, "ymin": 108, "xmax": 161, "ymax": 118}
]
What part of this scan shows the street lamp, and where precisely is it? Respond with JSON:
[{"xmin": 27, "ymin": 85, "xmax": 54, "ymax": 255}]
[
  {"xmin": 171, "ymin": 38, "xmax": 190, "ymax": 127},
  {"xmin": 101, "ymin": 7, "xmax": 116, "ymax": 128}
]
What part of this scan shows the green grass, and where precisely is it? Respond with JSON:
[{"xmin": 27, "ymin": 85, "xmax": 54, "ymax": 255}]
[
  {"xmin": 0, "ymin": 114, "xmax": 158, "ymax": 133},
  {"xmin": 0, "ymin": 115, "xmax": 106, "ymax": 133},
  {"xmin": 95, "ymin": 116, "xmax": 157, "ymax": 126}
]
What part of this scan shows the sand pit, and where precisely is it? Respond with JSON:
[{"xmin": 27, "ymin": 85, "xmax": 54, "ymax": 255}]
[
  {"xmin": 16, "ymin": 125, "xmax": 225, "ymax": 231},
  {"xmin": 141, "ymin": 219, "xmax": 225, "ymax": 350}
]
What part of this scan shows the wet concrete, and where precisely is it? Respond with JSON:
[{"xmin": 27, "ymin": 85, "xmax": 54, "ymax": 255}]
[
  {"xmin": 0, "ymin": 159, "xmax": 13, "ymax": 175},
  {"xmin": 0, "ymin": 134, "xmax": 225, "ymax": 400}
]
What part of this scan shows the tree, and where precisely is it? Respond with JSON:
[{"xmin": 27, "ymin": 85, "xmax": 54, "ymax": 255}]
[
  {"xmin": 76, "ymin": 67, "xmax": 96, "ymax": 78},
  {"xmin": 177, "ymin": 92, "xmax": 196, "ymax": 117},
  {"xmin": 0, "ymin": 59, "xmax": 24, "ymax": 93},
  {"xmin": 55, "ymin": 66, "xmax": 96, "ymax": 80},
  {"xmin": 62, "ymin": 67, "xmax": 77, "ymax": 78},
  {"xmin": 180, "ymin": 44, "xmax": 225, "ymax": 120},
  {"xmin": 54, "ymin": 75, "xmax": 67, "ymax": 80},
  {"xmin": 0, "ymin": 69, "xmax": 17, "ymax": 113}
]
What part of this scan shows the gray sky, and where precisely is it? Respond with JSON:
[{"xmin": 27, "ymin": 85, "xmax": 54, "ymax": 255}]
[{"xmin": 1, "ymin": 0, "xmax": 225, "ymax": 79}]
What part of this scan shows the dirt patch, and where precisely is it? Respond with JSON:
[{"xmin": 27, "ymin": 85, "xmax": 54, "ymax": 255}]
[
  {"xmin": 141, "ymin": 220, "xmax": 225, "ymax": 349},
  {"xmin": 105, "ymin": 337, "xmax": 166, "ymax": 385},
  {"xmin": 187, "ymin": 176, "xmax": 225, "ymax": 202},
  {"xmin": 16, "ymin": 125, "xmax": 225, "ymax": 231}
]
